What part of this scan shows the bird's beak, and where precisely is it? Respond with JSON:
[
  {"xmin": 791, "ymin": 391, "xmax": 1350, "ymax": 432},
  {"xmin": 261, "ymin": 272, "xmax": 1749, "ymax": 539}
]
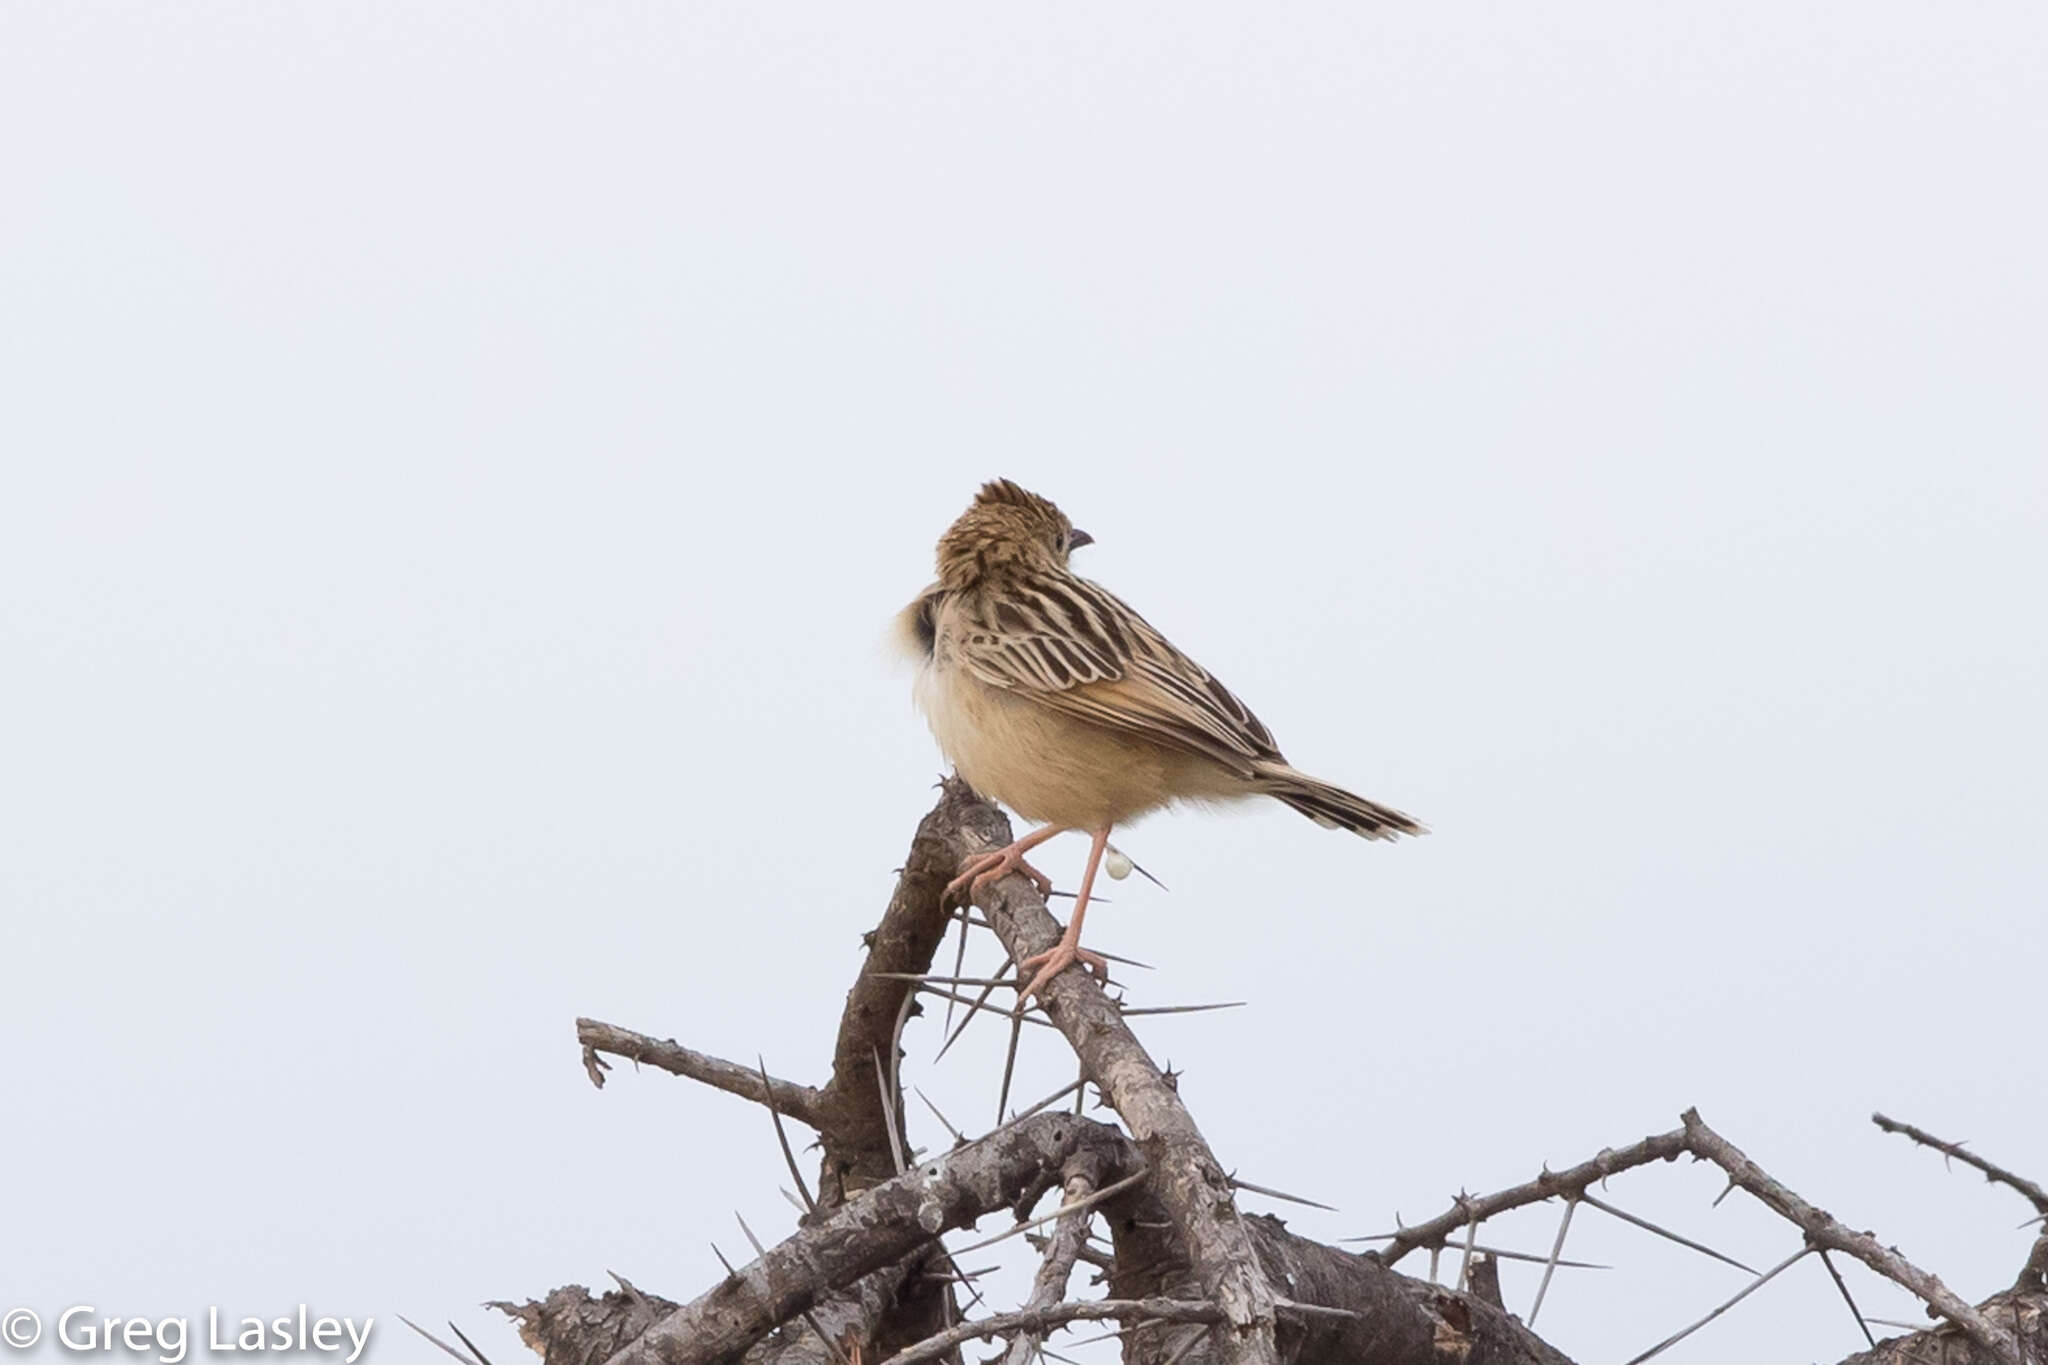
[{"xmin": 1069, "ymin": 529, "xmax": 1094, "ymax": 550}]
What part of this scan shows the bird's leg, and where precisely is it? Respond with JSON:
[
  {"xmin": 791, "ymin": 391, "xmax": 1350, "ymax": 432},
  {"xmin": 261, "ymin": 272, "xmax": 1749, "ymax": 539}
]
[
  {"xmin": 944, "ymin": 823, "xmax": 1065, "ymax": 905},
  {"xmin": 1019, "ymin": 826, "xmax": 1112, "ymax": 999}
]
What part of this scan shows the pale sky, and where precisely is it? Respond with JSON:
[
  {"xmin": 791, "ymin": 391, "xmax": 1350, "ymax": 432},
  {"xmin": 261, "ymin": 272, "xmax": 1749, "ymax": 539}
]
[{"xmin": 3, "ymin": 6, "xmax": 2044, "ymax": 1365}]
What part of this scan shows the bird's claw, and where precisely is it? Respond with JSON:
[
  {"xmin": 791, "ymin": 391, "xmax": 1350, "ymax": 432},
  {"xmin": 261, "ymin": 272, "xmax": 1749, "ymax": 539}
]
[
  {"xmin": 945, "ymin": 847, "xmax": 1054, "ymax": 906},
  {"xmin": 1018, "ymin": 941, "xmax": 1109, "ymax": 999}
]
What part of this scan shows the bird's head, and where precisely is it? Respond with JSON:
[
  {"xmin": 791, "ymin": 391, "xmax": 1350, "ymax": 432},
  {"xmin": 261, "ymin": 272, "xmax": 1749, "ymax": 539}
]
[{"xmin": 935, "ymin": 479, "xmax": 1093, "ymax": 587}]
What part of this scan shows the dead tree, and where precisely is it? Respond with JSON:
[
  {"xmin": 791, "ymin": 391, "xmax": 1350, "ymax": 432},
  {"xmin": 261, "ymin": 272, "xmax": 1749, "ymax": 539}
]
[{"xmin": 465, "ymin": 780, "xmax": 2046, "ymax": 1365}]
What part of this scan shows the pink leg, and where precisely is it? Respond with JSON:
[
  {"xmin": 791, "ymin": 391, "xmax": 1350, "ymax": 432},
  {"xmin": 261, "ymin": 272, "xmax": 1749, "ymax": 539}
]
[
  {"xmin": 944, "ymin": 824, "xmax": 1065, "ymax": 906},
  {"xmin": 1019, "ymin": 826, "xmax": 1112, "ymax": 998}
]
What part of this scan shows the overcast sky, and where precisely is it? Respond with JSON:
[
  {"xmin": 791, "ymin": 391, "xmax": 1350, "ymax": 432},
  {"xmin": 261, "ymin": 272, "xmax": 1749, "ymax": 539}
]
[{"xmin": 3, "ymin": 5, "xmax": 2043, "ymax": 1365}]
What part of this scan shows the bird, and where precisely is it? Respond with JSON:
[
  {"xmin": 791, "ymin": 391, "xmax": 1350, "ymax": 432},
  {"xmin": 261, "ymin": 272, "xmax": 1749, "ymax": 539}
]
[{"xmin": 895, "ymin": 478, "xmax": 1424, "ymax": 999}]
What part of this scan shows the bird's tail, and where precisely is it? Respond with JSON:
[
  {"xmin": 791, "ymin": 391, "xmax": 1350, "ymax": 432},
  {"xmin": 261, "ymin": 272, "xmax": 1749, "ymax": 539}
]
[{"xmin": 1251, "ymin": 762, "xmax": 1426, "ymax": 841}]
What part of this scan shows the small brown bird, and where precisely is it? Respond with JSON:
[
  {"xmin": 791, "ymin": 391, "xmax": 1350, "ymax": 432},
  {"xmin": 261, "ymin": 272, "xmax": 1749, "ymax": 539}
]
[{"xmin": 896, "ymin": 479, "xmax": 1424, "ymax": 998}]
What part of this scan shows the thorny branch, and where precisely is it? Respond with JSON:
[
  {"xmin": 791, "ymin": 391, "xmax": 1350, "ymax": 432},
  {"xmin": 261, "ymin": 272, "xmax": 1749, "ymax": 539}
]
[
  {"xmin": 1873, "ymin": 1112, "xmax": 2048, "ymax": 1221},
  {"xmin": 1371, "ymin": 1127, "xmax": 1693, "ymax": 1267},
  {"xmin": 945, "ymin": 782, "xmax": 1282, "ymax": 1364},
  {"xmin": 605, "ymin": 1114, "xmax": 1139, "ymax": 1365},
  {"xmin": 578, "ymin": 1020, "xmax": 826, "ymax": 1130},
  {"xmin": 997, "ymin": 1164, "xmax": 1100, "ymax": 1365},
  {"xmin": 1680, "ymin": 1107, "xmax": 2023, "ymax": 1364},
  {"xmin": 502, "ymin": 783, "xmax": 2046, "ymax": 1365}
]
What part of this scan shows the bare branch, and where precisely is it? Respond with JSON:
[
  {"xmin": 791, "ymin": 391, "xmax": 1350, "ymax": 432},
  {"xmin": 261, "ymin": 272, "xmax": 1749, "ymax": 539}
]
[
  {"xmin": 598, "ymin": 1113, "xmax": 1138, "ymax": 1365},
  {"xmin": 999, "ymin": 1167, "xmax": 1101, "ymax": 1365},
  {"xmin": 1873, "ymin": 1112, "xmax": 2048, "ymax": 1219},
  {"xmin": 576, "ymin": 1019, "xmax": 826, "ymax": 1129},
  {"xmin": 944, "ymin": 779, "xmax": 1282, "ymax": 1363},
  {"xmin": 1682, "ymin": 1107, "xmax": 2022, "ymax": 1363},
  {"xmin": 1372, "ymin": 1126, "xmax": 1691, "ymax": 1266}
]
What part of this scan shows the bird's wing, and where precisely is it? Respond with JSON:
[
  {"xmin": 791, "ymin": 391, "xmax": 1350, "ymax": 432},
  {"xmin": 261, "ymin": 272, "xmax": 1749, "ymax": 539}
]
[{"xmin": 952, "ymin": 573, "xmax": 1283, "ymax": 776}]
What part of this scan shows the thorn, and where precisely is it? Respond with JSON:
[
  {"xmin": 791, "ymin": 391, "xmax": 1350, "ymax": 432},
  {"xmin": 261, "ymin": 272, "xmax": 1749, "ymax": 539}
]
[
  {"xmin": 995, "ymin": 1011, "xmax": 1025, "ymax": 1127},
  {"xmin": 1818, "ymin": 1249, "xmax": 1878, "ymax": 1350},
  {"xmin": 1528, "ymin": 1196, "xmax": 1578, "ymax": 1327},
  {"xmin": 1579, "ymin": 1192, "xmax": 1759, "ymax": 1274},
  {"xmin": 758, "ymin": 1055, "xmax": 816, "ymax": 1214},
  {"xmin": 973, "ymin": 1078, "xmax": 1088, "ymax": 1144},
  {"xmin": 873, "ymin": 973, "xmax": 1020, "ymax": 988},
  {"xmin": 917, "ymin": 983, "xmax": 1056, "ymax": 1029},
  {"xmin": 914, "ymin": 1087, "xmax": 966, "ymax": 1144},
  {"xmin": 1229, "ymin": 1175, "xmax": 1338, "ymax": 1212},
  {"xmin": 943, "ymin": 912, "xmax": 971, "ymax": 1036},
  {"xmin": 1120, "ymin": 1001, "xmax": 1247, "ymax": 1017},
  {"xmin": 1105, "ymin": 843, "xmax": 1169, "ymax": 891},
  {"xmin": 947, "ymin": 1170, "xmax": 1149, "ymax": 1257},
  {"xmin": 397, "ymin": 1317, "xmax": 483, "ymax": 1365},
  {"xmin": 934, "ymin": 957, "xmax": 1015, "ymax": 1062},
  {"xmin": 871, "ymin": 1044, "xmax": 907, "ymax": 1176},
  {"xmin": 1456, "ymin": 1201, "xmax": 1481, "ymax": 1290},
  {"xmin": 1620, "ymin": 1246, "xmax": 1811, "ymax": 1365},
  {"xmin": 710, "ymin": 1242, "xmax": 736, "ymax": 1276},
  {"xmin": 445, "ymin": 1323, "xmax": 496, "ymax": 1365},
  {"xmin": 1337, "ymin": 1235, "xmax": 1606, "ymax": 1267}
]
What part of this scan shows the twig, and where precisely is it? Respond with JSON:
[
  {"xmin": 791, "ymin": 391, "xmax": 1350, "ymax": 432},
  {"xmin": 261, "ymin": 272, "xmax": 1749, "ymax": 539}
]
[
  {"xmin": 1371, "ymin": 1126, "xmax": 1691, "ymax": 1266},
  {"xmin": 999, "ymin": 1171, "xmax": 1098, "ymax": 1365},
  {"xmin": 576, "ymin": 1019, "xmax": 826, "ymax": 1128},
  {"xmin": 1874, "ymin": 1112, "xmax": 2048, "ymax": 1218}
]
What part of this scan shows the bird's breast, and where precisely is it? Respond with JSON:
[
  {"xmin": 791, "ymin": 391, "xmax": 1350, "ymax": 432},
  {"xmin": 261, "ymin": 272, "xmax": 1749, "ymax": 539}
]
[{"xmin": 913, "ymin": 659, "xmax": 1204, "ymax": 829}]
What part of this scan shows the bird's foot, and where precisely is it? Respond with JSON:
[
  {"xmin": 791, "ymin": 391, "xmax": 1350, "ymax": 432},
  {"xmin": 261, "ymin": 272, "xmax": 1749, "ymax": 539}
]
[
  {"xmin": 945, "ymin": 845, "xmax": 1054, "ymax": 906},
  {"xmin": 1018, "ymin": 939, "xmax": 1109, "ymax": 999}
]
